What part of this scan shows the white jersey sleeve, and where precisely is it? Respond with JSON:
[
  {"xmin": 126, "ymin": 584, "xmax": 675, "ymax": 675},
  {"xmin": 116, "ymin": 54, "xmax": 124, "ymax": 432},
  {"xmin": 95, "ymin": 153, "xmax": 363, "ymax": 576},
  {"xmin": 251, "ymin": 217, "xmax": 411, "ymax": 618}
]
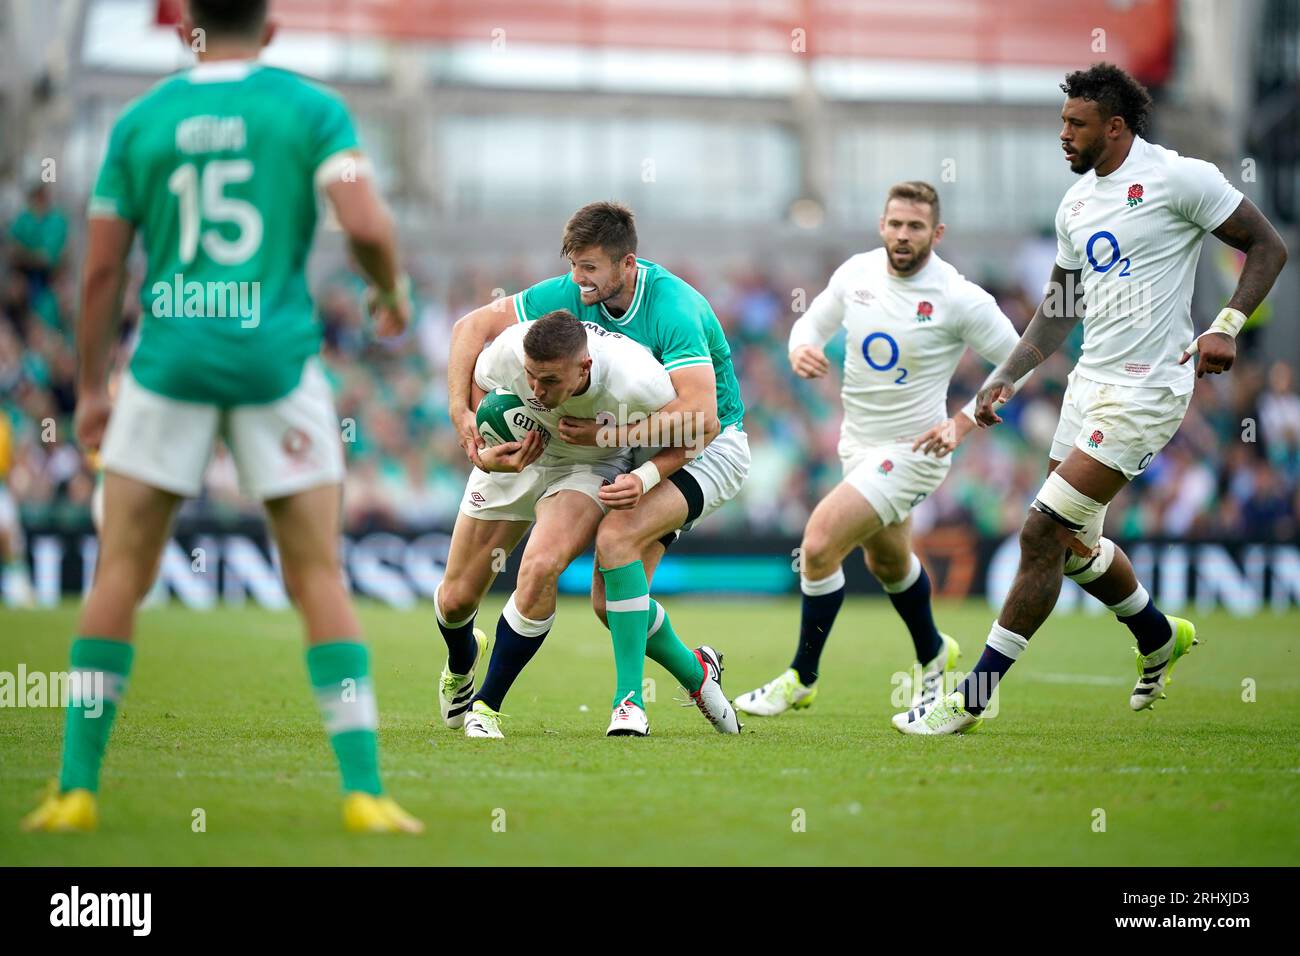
[
  {"xmin": 1055, "ymin": 200, "xmax": 1085, "ymax": 271},
  {"xmin": 950, "ymin": 283, "xmax": 1030, "ymax": 422},
  {"xmin": 1165, "ymin": 155, "xmax": 1243, "ymax": 233},
  {"xmin": 954, "ymin": 284, "xmax": 1022, "ymax": 368},
  {"xmin": 473, "ymin": 324, "xmax": 525, "ymax": 392},
  {"xmin": 617, "ymin": 343, "xmax": 677, "ymax": 414},
  {"xmin": 789, "ymin": 262, "xmax": 850, "ymax": 351}
]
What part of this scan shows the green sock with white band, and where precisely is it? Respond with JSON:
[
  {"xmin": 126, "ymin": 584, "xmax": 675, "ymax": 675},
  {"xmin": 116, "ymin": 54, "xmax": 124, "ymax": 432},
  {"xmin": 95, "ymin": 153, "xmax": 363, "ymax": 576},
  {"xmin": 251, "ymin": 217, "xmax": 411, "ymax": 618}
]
[
  {"xmin": 59, "ymin": 637, "xmax": 133, "ymax": 794},
  {"xmin": 645, "ymin": 599, "xmax": 705, "ymax": 691},
  {"xmin": 601, "ymin": 560, "xmax": 650, "ymax": 709},
  {"xmin": 306, "ymin": 641, "xmax": 382, "ymax": 796}
]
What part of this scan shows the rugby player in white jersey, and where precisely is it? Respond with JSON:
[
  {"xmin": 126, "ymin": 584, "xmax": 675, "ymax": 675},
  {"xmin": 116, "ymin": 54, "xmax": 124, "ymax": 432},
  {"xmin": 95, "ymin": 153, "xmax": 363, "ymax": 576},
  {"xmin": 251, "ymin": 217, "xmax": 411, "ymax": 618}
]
[
  {"xmin": 895, "ymin": 63, "xmax": 1287, "ymax": 735},
  {"xmin": 737, "ymin": 181, "xmax": 1032, "ymax": 717},
  {"xmin": 434, "ymin": 309, "xmax": 738, "ymax": 738}
]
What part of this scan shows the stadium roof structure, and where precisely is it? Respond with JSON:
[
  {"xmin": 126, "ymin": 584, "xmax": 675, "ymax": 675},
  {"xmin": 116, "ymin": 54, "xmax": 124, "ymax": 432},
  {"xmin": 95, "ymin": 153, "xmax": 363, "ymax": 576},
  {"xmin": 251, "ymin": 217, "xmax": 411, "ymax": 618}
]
[{"xmin": 154, "ymin": 0, "xmax": 1175, "ymax": 85}]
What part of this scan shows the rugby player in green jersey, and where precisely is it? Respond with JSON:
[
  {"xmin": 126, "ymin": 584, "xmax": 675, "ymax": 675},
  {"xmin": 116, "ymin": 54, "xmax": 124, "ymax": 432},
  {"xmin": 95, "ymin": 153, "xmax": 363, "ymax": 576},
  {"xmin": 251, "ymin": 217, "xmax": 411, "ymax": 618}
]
[
  {"xmin": 22, "ymin": 0, "xmax": 422, "ymax": 834},
  {"xmin": 447, "ymin": 202, "xmax": 749, "ymax": 736}
]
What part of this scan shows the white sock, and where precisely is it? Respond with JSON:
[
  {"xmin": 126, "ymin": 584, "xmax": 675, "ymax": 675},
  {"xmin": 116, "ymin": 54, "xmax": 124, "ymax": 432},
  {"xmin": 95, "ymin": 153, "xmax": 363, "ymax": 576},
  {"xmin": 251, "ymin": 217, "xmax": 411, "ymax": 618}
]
[
  {"xmin": 987, "ymin": 622, "xmax": 1029, "ymax": 659},
  {"xmin": 800, "ymin": 568, "xmax": 846, "ymax": 596},
  {"xmin": 1107, "ymin": 585, "xmax": 1150, "ymax": 619},
  {"xmin": 878, "ymin": 554, "xmax": 922, "ymax": 594}
]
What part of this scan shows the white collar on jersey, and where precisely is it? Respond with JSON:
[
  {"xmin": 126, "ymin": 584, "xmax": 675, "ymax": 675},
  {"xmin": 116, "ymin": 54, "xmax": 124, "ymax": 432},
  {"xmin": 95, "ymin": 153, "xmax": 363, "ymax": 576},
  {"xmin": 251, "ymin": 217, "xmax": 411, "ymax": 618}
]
[
  {"xmin": 887, "ymin": 249, "xmax": 942, "ymax": 283},
  {"xmin": 600, "ymin": 265, "xmax": 648, "ymax": 326},
  {"xmin": 1095, "ymin": 135, "xmax": 1147, "ymax": 181},
  {"xmin": 188, "ymin": 60, "xmax": 261, "ymax": 83},
  {"xmin": 584, "ymin": 341, "xmax": 605, "ymax": 396}
]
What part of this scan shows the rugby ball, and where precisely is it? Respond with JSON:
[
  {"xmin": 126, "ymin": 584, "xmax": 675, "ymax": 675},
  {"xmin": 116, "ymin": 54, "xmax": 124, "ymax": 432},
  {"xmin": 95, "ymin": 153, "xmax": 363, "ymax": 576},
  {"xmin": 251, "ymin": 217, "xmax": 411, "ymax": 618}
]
[{"xmin": 476, "ymin": 388, "xmax": 549, "ymax": 448}]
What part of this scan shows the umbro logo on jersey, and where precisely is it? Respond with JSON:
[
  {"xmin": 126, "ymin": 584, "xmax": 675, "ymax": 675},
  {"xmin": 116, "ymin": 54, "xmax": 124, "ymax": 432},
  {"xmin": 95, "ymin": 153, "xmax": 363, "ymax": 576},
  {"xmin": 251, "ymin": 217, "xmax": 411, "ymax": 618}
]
[
  {"xmin": 1127, "ymin": 184, "xmax": 1144, "ymax": 207},
  {"xmin": 1070, "ymin": 200, "xmax": 1086, "ymax": 217},
  {"xmin": 526, "ymin": 397, "xmax": 547, "ymax": 410},
  {"xmin": 851, "ymin": 288, "xmax": 876, "ymax": 305}
]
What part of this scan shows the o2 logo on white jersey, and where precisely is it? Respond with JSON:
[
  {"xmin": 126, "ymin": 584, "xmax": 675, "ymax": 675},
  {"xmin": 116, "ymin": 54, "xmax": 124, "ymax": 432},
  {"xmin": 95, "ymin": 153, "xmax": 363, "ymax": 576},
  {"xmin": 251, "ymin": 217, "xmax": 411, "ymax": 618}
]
[
  {"xmin": 1086, "ymin": 231, "xmax": 1131, "ymax": 277},
  {"xmin": 862, "ymin": 331, "xmax": 907, "ymax": 384}
]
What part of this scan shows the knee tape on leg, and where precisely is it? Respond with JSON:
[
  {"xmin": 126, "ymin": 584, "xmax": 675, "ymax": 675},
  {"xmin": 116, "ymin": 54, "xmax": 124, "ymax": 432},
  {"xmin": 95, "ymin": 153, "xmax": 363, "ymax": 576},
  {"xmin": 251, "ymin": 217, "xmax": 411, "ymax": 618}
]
[
  {"xmin": 1030, "ymin": 471, "xmax": 1105, "ymax": 535},
  {"xmin": 1074, "ymin": 505, "xmax": 1106, "ymax": 553},
  {"xmin": 1065, "ymin": 535, "xmax": 1115, "ymax": 584},
  {"xmin": 1033, "ymin": 473, "xmax": 1112, "ymax": 581}
]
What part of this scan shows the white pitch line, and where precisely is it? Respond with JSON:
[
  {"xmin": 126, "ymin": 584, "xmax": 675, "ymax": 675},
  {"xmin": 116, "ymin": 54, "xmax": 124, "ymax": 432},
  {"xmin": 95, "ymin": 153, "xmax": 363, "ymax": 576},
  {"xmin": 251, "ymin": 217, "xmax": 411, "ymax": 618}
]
[{"xmin": 1022, "ymin": 671, "xmax": 1129, "ymax": 687}]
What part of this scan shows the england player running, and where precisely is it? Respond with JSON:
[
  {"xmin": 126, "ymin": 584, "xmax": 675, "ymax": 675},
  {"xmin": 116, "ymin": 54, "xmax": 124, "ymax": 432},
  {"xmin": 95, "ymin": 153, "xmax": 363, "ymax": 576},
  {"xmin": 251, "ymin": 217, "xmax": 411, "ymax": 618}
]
[
  {"xmin": 22, "ymin": 0, "xmax": 423, "ymax": 833},
  {"xmin": 435, "ymin": 309, "xmax": 735, "ymax": 738},
  {"xmin": 736, "ymin": 182, "xmax": 1030, "ymax": 717},
  {"xmin": 448, "ymin": 202, "xmax": 747, "ymax": 737},
  {"xmin": 895, "ymin": 63, "xmax": 1287, "ymax": 735}
]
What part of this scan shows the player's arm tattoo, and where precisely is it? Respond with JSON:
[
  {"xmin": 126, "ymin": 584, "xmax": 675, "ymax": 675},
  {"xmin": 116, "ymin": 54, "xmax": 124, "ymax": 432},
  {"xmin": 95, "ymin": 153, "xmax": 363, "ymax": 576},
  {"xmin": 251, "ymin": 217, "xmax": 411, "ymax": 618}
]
[
  {"xmin": 1211, "ymin": 198, "xmax": 1289, "ymax": 318},
  {"xmin": 991, "ymin": 264, "xmax": 1084, "ymax": 383}
]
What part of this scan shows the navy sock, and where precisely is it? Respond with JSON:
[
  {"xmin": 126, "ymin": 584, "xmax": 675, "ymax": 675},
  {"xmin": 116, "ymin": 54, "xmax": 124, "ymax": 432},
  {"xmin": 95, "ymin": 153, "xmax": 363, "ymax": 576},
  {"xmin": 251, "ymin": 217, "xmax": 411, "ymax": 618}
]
[
  {"xmin": 473, "ymin": 610, "xmax": 550, "ymax": 712},
  {"xmin": 885, "ymin": 564, "xmax": 944, "ymax": 663},
  {"xmin": 1121, "ymin": 598, "xmax": 1173, "ymax": 656},
  {"xmin": 436, "ymin": 590, "xmax": 478, "ymax": 675},
  {"xmin": 956, "ymin": 645, "xmax": 1016, "ymax": 716},
  {"xmin": 790, "ymin": 573, "xmax": 846, "ymax": 685}
]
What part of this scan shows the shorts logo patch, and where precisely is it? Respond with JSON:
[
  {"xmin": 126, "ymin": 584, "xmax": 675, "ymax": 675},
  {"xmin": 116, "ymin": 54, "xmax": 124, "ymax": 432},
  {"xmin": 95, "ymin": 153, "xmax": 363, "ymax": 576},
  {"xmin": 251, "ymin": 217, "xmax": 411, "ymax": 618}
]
[
  {"xmin": 1139, "ymin": 452, "xmax": 1154, "ymax": 471},
  {"xmin": 469, "ymin": 491, "xmax": 486, "ymax": 507},
  {"xmin": 911, "ymin": 492, "xmax": 927, "ymax": 506},
  {"xmin": 1127, "ymin": 183, "xmax": 1144, "ymax": 207},
  {"xmin": 1087, "ymin": 429, "xmax": 1104, "ymax": 448},
  {"xmin": 915, "ymin": 301, "xmax": 934, "ymax": 322},
  {"xmin": 878, "ymin": 459, "xmax": 894, "ymax": 476},
  {"xmin": 282, "ymin": 427, "xmax": 311, "ymax": 461}
]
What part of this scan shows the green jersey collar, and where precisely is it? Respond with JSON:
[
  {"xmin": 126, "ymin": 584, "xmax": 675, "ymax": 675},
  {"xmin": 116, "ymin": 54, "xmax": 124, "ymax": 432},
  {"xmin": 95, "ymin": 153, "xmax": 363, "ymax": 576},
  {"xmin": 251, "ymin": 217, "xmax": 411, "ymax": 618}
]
[{"xmin": 600, "ymin": 264, "xmax": 647, "ymax": 326}]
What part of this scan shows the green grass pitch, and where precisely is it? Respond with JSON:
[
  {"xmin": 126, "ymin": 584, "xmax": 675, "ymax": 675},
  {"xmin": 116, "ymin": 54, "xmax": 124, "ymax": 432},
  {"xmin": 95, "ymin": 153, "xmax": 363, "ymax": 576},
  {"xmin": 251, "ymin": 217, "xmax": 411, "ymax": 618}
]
[{"xmin": 2, "ymin": 597, "xmax": 1297, "ymax": 866}]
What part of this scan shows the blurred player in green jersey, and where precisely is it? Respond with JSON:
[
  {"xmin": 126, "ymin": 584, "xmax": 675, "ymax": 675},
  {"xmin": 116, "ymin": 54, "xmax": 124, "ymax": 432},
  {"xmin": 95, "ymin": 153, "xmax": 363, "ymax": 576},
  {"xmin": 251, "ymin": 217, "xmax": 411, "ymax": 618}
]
[{"xmin": 22, "ymin": 0, "xmax": 422, "ymax": 834}]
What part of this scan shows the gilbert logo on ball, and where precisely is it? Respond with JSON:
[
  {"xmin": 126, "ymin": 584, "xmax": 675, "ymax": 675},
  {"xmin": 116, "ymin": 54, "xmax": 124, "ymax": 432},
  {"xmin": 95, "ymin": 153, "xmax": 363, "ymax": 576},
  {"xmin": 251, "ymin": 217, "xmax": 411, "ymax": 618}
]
[
  {"xmin": 476, "ymin": 388, "xmax": 551, "ymax": 448},
  {"xmin": 1127, "ymin": 184, "xmax": 1144, "ymax": 207},
  {"xmin": 1088, "ymin": 429, "xmax": 1105, "ymax": 448}
]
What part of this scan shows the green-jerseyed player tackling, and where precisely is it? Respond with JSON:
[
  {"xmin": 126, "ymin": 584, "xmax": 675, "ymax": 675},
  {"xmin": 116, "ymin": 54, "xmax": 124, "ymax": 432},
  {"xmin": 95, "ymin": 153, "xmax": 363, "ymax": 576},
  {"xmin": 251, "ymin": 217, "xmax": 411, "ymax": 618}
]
[
  {"xmin": 448, "ymin": 201, "xmax": 749, "ymax": 736},
  {"xmin": 22, "ymin": 0, "xmax": 422, "ymax": 834}
]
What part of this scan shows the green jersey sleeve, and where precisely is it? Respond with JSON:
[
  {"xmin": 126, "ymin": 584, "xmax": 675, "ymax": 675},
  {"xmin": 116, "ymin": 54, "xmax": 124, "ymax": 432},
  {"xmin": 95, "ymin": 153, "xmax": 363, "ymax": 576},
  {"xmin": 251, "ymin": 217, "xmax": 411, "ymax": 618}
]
[
  {"xmin": 514, "ymin": 275, "xmax": 580, "ymax": 322},
  {"xmin": 89, "ymin": 114, "xmax": 139, "ymax": 223},
  {"xmin": 650, "ymin": 285, "xmax": 714, "ymax": 374},
  {"xmin": 308, "ymin": 88, "xmax": 361, "ymax": 182},
  {"xmin": 473, "ymin": 325, "xmax": 524, "ymax": 392}
]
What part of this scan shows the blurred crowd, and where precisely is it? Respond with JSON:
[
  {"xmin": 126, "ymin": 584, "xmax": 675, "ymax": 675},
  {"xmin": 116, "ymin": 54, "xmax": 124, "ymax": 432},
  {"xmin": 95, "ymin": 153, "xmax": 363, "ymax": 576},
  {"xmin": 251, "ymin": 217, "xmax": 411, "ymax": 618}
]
[{"xmin": 2, "ymin": 183, "xmax": 1299, "ymax": 544}]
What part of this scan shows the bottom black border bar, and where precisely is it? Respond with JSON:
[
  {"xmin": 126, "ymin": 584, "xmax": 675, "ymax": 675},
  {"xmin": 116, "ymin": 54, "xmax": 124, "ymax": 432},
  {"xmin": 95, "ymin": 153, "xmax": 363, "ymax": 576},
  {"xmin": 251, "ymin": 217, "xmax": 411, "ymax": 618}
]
[{"xmin": 2, "ymin": 867, "xmax": 1286, "ymax": 940}]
